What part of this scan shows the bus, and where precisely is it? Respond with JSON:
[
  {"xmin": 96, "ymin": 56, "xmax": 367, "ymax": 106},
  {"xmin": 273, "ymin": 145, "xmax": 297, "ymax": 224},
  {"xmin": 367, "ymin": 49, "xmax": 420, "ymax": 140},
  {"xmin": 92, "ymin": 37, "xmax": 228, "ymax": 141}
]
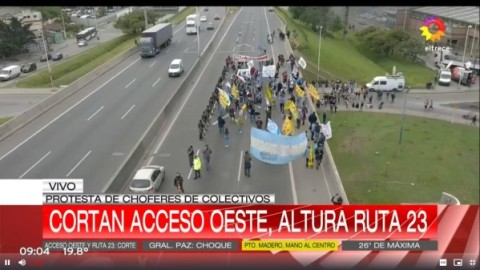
[
  {"xmin": 76, "ymin": 27, "xmax": 97, "ymax": 42},
  {"xmin": 186, "ymin": 14, "xmax": 199, "ymax": 35}
]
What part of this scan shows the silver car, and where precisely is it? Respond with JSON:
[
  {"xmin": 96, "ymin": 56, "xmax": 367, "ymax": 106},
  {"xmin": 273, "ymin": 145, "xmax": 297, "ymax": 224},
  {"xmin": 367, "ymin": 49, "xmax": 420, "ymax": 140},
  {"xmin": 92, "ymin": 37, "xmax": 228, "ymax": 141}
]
[{"xmin": 129, "ymin": 165, "xmax": 165, "ymax": 193}]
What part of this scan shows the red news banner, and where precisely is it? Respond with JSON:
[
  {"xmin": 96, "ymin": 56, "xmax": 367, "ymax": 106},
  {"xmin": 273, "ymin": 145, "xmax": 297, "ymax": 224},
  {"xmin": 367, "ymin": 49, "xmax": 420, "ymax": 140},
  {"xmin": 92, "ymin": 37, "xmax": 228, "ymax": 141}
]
[{"xmin": 42, "ymin": 205, "xmax": 438, "ymax": 239}]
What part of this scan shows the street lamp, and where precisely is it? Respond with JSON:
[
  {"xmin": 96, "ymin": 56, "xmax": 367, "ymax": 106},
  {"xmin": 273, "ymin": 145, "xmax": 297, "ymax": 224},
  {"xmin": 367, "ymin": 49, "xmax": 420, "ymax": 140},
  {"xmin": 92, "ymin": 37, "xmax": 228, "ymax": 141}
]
[
  {"xmin": 196, "ymin": 6, "xmax": 200, "ymax": 58},
  {"xmin": 399, "ymin": 88, "xmax": 409, "ymax": 145},
  {"xmin": 462, "ymin": 25, "xmax": 472, "ymax": 66},
  {"xmin": 40, "ymin": 30, "xmax": 54, "ymax": 88},
  {"xmin": 470, "ymin": 23, "xmax": 477, "ymax": 58},
  {"xmin": 317, "ymin": 25, "xmax": 323, "ymax": 82},
  {"xmin": 60, "ymin": 10, "xmax": 67, "ymax": 40},
  {"xmin": 402, "ymin": 8, "xmax": 408, "ymax": 31}
]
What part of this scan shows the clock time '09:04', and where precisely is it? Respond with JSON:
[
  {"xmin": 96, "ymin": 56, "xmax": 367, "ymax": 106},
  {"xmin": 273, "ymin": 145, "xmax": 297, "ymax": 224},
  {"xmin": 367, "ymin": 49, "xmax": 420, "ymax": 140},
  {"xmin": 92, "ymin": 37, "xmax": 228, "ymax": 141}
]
[{"xmin": 19, "ymin": 247, "xmax": 50, "ymax": 256}]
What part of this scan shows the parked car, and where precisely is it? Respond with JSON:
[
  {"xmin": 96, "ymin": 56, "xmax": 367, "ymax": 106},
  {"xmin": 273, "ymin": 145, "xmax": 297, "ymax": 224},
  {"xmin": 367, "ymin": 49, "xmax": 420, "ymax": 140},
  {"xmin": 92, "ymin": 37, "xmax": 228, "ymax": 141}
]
[
  {"xmin": 200, "ymin": 16, "xmax": 207, "ymax": 22},
  {"xmin": 129, "ymin": 165, "xmax": 165, "ymax": 193},
  {"xmin": 214, "ymin": 14, "xmax": 220, "ymax": 20},
  {"xmin": 40, "ymin": 53, "xmax": 52, "ymax": 62},
  {"xmin": 52, "ymin": 53, "xmax": 64, "ymax": 61},
  {"xmin": 78, "ymin": 40, "xmax": 88, "ymax": 47},
  {"xmin": 207, "ymin": 23, "xmax": 214, "ymax": 30},
  {"xmin": 21, "ymin": 63, "xmax": 37, "ymax": 73},
  {"xmin": 0, "ymin": 65, "xmax": 21, "ymax": 81}
]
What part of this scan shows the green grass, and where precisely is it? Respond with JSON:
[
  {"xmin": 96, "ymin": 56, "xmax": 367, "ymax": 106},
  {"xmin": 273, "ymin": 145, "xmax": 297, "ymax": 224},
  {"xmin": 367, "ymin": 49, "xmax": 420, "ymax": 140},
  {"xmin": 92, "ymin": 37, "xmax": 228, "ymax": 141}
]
[
  {"xmin": 17, "ymin": 35, "xmax": 136, "ymax": 88},
  {"xmin": 274, "ymin": 8, "xmax": 433, "ymax": 88},
  {"xmin": 169, "ymin": 7, "xmax": 195, "ymax": 25},
  {"xmin": 0, "ymin": 117, "xmax": 12, "ymax": 126},
  {"xmin": 326, "ymin": 112, "xmax": 479, "ymax": 204}
]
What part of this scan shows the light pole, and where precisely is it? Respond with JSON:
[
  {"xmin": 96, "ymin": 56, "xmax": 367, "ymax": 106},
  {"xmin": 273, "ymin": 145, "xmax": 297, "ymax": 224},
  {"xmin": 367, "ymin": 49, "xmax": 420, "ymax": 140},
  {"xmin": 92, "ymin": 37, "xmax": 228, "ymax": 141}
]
[
  {"xmin": 317, "ymin": 25, "xmax": 323, "ymax": 82},
  {"xmin": 470, "ymin": 23, "xmax": 477, "ymax": 57},
  {"xmin": 40, "ymin": 30, "xmax": 54, "ymax": 88},
  {"xmin": 402, "ymin": 8, "xmax": 407, "ymax": 31},
  {"xmin": 143, "ymin": 7, "xmax": 148, "ymax": 30},
  {"xmin": 462, "ymin": 25, "xmax": 472, "ymax": 66},
  {"xmin": 60, "ymin": 10, "xmax": 67, "ymax": 40},
  {"xmin": 399, "ymin": 88, "xmax": 409, "ymax": 145},
  {"xmin": 196, "ymin": 6, "xmax": 200, "ymax": 58}
]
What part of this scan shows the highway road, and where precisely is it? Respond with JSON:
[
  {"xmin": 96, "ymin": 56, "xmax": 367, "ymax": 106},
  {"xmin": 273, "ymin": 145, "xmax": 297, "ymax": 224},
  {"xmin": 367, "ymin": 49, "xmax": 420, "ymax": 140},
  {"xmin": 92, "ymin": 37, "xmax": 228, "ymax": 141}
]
[
  {"xmin": 0, "ymin": 7, "xmax": 225, "ymax": 192},
  {"xmin": 140, "ymin": 7, "xmax": 342, "ymax": 204}
]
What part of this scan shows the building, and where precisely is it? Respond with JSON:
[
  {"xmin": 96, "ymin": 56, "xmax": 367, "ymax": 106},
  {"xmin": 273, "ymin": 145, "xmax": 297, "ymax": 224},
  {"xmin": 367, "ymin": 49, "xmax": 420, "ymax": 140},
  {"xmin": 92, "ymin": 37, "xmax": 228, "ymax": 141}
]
[
  {"xmin": 396, "ymin": 6, "xmax": 479, "ymax": 58},
  {"xmin": 1, "ymin": 8, "xmax": 43, "ymax": 38}
]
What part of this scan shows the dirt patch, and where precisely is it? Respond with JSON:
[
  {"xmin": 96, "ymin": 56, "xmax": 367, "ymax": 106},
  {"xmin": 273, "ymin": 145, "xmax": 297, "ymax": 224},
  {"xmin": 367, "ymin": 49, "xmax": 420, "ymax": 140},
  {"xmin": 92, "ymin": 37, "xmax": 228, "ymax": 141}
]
[{"xmin": 338, "ymin": 131, "xmax": 367, "ymax": 154}]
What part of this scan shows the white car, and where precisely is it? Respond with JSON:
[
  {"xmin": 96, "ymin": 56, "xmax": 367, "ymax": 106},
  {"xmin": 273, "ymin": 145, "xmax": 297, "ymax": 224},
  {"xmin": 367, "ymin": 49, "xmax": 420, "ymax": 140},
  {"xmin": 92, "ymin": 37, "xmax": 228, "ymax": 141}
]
[
  {"xmin": 200, "ymin": 16, "xmax": 207, "ymax": 22},
  {"xmin": 168, "ymin": 59, "xmax": 184, "ymax": 77},
  {"xmin": 78, "ymin": 40, "xmax": 88, "ymax": 47},
  {"xmin": 129, "ymin": 166, "xmax": 165, "ymax": 193}
]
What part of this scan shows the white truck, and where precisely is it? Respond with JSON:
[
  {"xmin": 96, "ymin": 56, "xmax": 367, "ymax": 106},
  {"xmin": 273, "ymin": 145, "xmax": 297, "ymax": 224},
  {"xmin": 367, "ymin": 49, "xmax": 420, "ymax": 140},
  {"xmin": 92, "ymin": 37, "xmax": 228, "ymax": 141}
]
[
  {"xmin": 437, "ymin": 61, "xmax": 452, "ymax": 86},
  {"xmin": 366, "ymin": 75, "xmax": 405, "ymax": 92},
  {"xmin": 186, "ymin": 14, "xmax": 199, "ymax": 35}
]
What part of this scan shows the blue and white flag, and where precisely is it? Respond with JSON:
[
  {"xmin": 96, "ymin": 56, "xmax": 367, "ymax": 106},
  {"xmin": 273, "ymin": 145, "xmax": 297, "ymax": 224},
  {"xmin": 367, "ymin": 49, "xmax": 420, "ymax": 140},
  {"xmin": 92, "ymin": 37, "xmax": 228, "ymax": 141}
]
[
  {"xmin": 267, "ymin": 118, "xmax": 280, "ymax": 135},
  {"xmin": 250, "ymin": 128, "xmax": 308, "ymax": 165}
]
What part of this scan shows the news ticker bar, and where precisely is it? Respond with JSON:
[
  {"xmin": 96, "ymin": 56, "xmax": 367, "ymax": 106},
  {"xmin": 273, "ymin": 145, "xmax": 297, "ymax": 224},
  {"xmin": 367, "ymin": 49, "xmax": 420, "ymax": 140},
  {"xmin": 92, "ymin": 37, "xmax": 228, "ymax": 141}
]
[{"xmin": 43, "ymin": 240, "xmax": 438, "ymax": 252}]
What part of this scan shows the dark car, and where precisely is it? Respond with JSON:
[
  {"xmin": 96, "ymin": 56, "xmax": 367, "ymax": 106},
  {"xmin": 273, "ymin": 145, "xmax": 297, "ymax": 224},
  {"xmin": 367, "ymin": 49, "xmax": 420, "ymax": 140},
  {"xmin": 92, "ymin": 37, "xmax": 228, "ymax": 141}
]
[
  {"xmin": 207, "ymin": 23, "xmax": 214, "ymax": 30},
  {"xmin": 52, "ymin": 53, "xmax": 64, "ymax": 61},
  {"xmin": 204, "ymin": 7, "xmax": 208, "ymax": 11},
  {"xmin": 40, "ymin": 53, "xmax": 52, "ymax": 62},
  {"xmin": 214, "ymin": 14, "xmax": 220, "ymax": 20},
  {"xmin": 21, "ymin": 63, "xmax": 37, "ymax": 73}
]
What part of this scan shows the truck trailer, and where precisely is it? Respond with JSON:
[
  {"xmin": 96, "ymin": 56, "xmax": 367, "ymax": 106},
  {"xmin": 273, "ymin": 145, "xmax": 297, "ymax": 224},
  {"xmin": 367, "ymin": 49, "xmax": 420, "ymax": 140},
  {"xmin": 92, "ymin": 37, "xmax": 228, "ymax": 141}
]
[{"xmin": 139, "ymin": 23, "xmax": 173, "ymax": 58}]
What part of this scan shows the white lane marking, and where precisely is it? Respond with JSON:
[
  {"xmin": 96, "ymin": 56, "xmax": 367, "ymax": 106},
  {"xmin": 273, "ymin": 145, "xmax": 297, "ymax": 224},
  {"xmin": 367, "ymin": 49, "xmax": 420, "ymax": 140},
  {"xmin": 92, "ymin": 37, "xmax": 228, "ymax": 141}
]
[
  {"xmin": 149, "ymin": 7, "xmax": 245, "ymax": 164},
  {"xmin": 187, "ymin": 149, "xmax": 201, "ymax": 180},
  {"xmin": 211, "ymin": 114, "xmax": 229, "ymax": 125},
  {"xmin": 152, "ymin": 77, "xmax": 162, "ymax": 87},
  {"xmin": 232, "ymin": 46, "xmax": 235, "ymax": 52},
  {"xmin": 263, "ymin": 7, "xmax": 276, "ymax": 65},
  {"xmin": 19, "ymin": 151, "xmax": 51, "ymax": 178},
  {"xmin": 121, "ymin": 105, "xmax": 135, "ymax": 120},
  {"xmin": 216, "ymin": 50, "xmax": 234, "ymax": 53},
  {"xmin": 194, "ymin": 38, "xmax": 197, "ymax": 42},
  {"xmin": 149, "ymin": 61, "xmax": 157, "ymax": 67},
  {"xmin": 184, "ymin": 48, "xmax": 189, "ymax": 53},
  {"xmin": 253, "ymin": 37, "xmax": 255, "ymax": 42},
  {"xmin": 237, "ymin": 150, "xmax": 243, "ymax": 182},
  {"xmin": 166, "ymin": 48, "xmax": 171, "ymax": 53},
  {"xmin": 125, "ymin": 78, "xmax": 136, "ymax": 88},
  {"xmin": 66, "ymin": 150, "xmax": 92, "ymax": 177},
  {"xmin": 321, "ymin": 163, "xmax": 333, "ymax": 199},
  {"xmin": 177, "ymin": 38, "xmax": 183, "ymax": 43},
  {"xmin": 0, "ymin": 58, "xmax": 141, "ymax": 162},
  {"xmin": 288, "ymin": 162, "xmax": 299, "ymax": 204},
  {"xmin": 87, "ymin": 106, "xmax": 104, "ymax": 121},
  {"xmin": 173, "ymin": 26, "xmax": 183, "ymax": 35}
]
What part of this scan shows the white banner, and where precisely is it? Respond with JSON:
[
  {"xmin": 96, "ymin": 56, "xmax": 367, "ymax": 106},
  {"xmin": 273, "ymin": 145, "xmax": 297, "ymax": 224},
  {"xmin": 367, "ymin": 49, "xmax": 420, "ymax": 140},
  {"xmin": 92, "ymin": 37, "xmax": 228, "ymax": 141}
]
[
  {"xmin": 298, "ymin": 57, "xmax": 307, "ymax": 69},
  {"xmin": 237, "ymin": 68, "xmax": 251, "ymax": 78},
  {"xmin": 233, "ymin": 54, "xmax": 268, "ymax": 62},
  {"xmin": 247, "ymin": 60, "xmax": 255, "ymax": 69},
  {"xmin": 262, "ymin": 65, "xmax": 276, "ymax": 78},
  {"xmin": 320, "ymin": 121, "xmax": 332, "ymax": 140}
]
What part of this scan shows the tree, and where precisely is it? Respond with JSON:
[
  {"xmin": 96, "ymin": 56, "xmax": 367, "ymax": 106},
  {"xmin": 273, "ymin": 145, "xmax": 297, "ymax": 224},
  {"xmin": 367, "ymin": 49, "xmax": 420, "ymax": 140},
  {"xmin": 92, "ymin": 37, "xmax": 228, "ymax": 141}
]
[
  {"xmin": 97, "ymin": 7, "xmax": 107, "ymax": 18},
  {"xmin": 114, "ymin": 9, "xmax": 158, "ymax": 35},
  {"xmin": 34, "ymin": 7, "xmax": 62, "ymax": 21},
  {"xmin": 343, "ymin": 6, "xmax": 349, "ymax": 40},
  {"xmin": 0, "ymin": 17, "xmax": 36, "ymax": 58},
  {"xmin": 331, "ymin": 15, "xmax": 344, "ymax": 32}
]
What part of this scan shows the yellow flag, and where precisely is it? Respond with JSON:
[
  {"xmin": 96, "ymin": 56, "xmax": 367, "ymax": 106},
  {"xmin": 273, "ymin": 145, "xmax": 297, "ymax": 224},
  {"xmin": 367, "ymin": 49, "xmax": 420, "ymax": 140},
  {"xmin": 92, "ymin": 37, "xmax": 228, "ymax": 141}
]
[
  {"xmin": 217, "ymin": 88, "xmax": 231, "ymax": 108},
  {"xmin": 265, "ymin": 85, "xmax": 273, "ymax": 103},
  {"xmin": 308, "ymin": 84, "xmax": 320, "ymax": 102},
  {"xmin": 282, "ymin": 117, "xmax": 293, "ymax": 135},
  {"xmin": 289, "ymin": 101, "xmax": 298, "ymax": 120},
  {"xmin": 242, "ymin": 103, "xmax": 247, "ymax": 111},
  {"xmin": 232, "ymin": 84, "xmax": 239, "ymax": 100},
  {"xmin": 308, "ymin": 144, "xmax": 314, "ymax": 168},
  {"xmin": 295, "ymin": 84, "xmax": 305, "ymax": 97}
]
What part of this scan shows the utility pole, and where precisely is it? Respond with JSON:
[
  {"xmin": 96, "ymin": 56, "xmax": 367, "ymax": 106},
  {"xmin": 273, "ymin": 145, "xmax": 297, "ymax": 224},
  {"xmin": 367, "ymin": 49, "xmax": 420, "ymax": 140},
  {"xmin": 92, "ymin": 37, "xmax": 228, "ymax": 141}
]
[
  {"xmin": 60, "ymin": 10, "xmax": 67, "ymax": 40},
  {"xmin": 196, "ymin": 6, "xmax": 200, "ymax": 58},
  {"xmin": 143, "ymin": 7, "xmax": 148, "ymax": 30},
  {"xmin": 41, "ymin": 29, "xmax": 54, "ymax": 88}
]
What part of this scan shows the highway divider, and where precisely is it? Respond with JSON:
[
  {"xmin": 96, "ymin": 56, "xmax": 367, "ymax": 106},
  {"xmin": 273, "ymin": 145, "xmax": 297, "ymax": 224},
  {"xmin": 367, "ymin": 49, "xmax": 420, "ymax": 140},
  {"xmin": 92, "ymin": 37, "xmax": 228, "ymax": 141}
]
[
  {"xmin": 104, "ymin": 8, "xmax": 235, "ymax": 193},
  {"xmin": 278, "ymin": 13, "xmax": 349, "ymax": 204},
  {"xmin": 0, "ymin": 47, "xmax": 138, "ymax": 141}
]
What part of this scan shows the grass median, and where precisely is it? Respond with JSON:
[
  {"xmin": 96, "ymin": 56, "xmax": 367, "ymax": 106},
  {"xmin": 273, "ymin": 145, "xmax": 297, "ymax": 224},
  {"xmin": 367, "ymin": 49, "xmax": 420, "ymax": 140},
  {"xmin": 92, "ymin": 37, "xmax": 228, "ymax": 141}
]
[
  {"xmin": 0, "ymin": 117, "xmax": 12, "ymax": 126},
  {"xmin": 274, "ymin": 8, "xmax": 433, "ymax": 88},
  {"xmin": 169, "ymin": 7, "xmax": 195, "ymax": 25},
  {"xmin": 17, "ymin": 34, "xmax": 136, "ymax": 88},
  {"xmin": 326, "ymin": 111, "xmax": 479, "ymax": 204}
]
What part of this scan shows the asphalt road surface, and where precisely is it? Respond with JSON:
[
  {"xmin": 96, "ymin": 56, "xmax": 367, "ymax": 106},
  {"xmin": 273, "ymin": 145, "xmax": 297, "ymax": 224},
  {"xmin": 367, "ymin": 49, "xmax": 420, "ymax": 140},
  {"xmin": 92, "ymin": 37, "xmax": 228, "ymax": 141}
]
[
  {"xmin": 0, "ymin": 7, "xmax": 225, "ymax": 193},
  {"xmin": 140, "ymin": 7, "xmax": 343, "ymax": 204}
]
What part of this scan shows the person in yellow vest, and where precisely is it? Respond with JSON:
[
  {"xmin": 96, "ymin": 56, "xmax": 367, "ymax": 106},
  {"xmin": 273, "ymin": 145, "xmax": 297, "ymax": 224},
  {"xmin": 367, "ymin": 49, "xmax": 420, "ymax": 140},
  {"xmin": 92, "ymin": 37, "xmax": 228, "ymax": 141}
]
[{"xmin": 193, "ymin": 155, "xmax": 202, "ymax": 179}]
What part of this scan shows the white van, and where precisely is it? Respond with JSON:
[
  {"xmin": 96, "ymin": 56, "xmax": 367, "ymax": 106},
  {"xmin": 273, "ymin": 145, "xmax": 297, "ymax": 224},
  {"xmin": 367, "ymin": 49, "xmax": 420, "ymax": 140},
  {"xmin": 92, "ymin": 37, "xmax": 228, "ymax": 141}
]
[
  {"xmin": 366, "ymin": 75, "xmax": 405, "ymax": 92},
  {"xmin": 168, "ymin": 59, "xmax": 184, "ymax": 77},
  {"xmin": 0, "ymin": 65, "xmax": 21, "ymax": 81},
  {"xmin": 437, "ymin": 69, "xmax": 452, "ymax": 86}
]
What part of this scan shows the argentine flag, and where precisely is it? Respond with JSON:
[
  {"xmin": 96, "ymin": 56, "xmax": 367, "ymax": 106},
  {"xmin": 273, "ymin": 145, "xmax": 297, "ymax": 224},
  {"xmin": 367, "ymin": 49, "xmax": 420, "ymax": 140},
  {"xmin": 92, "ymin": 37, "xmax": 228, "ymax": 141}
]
[{"xmin": 267, "ymin": 118, "xmax": 280, "ymax": 135}]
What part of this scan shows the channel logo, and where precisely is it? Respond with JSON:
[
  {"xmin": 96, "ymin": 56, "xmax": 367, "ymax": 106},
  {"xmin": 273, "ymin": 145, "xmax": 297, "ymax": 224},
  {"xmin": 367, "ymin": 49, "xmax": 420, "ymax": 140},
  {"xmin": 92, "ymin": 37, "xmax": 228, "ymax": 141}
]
[
  {"xmin": 453, "ymin": 258, "xmax": 463, "ymax": 267},
  {"xmin": 439, "ymin": 258, "xmax": 447, "ymax": 266},
  {"xmin": 419, "ymin": 16, "xmax": 446, "ymax": 42}
]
